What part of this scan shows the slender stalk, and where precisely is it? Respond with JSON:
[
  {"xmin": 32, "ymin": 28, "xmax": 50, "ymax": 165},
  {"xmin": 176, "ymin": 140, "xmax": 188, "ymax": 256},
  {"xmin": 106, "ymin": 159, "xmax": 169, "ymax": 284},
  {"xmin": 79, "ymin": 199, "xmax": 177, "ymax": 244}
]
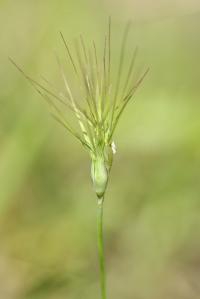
[{"xmin": 97, "ymin": 197, "xmax": 107, "ymax": 299}]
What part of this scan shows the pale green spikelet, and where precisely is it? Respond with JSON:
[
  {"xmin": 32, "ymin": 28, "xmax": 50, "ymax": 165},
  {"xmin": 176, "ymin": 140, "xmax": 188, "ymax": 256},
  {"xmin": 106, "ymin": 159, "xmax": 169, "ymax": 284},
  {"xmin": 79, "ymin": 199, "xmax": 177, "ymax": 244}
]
[
  {"xmin": 91, "ymin": 156, "xmax": 108, "ymax": 199},
  {"xmin": 9, "ymin": 17, "xmax": 149, "ymax": 200}
]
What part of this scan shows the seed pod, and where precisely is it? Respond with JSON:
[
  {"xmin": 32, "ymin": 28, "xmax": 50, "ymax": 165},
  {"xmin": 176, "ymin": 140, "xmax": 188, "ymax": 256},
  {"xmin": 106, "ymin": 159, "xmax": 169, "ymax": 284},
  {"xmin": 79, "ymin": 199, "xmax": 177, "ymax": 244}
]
[{"xmin": 91, "ymin": 157, "xmax": 108, "ymax": 198}]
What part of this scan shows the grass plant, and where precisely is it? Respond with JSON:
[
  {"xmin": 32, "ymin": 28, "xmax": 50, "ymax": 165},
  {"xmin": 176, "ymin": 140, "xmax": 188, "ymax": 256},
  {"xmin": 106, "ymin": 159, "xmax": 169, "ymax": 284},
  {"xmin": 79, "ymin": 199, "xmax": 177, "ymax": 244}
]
[{"xmin": 10, "ymin": 17, "xmax": 148, "ymax": 299}]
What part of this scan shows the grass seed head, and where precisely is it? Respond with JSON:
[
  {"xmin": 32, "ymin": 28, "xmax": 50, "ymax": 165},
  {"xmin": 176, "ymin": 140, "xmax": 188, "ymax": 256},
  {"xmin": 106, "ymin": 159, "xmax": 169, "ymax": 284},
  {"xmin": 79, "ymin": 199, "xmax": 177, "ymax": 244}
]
[{"xmin": 9, "ymin": 17, "xmax": 149, "ymax": 200}]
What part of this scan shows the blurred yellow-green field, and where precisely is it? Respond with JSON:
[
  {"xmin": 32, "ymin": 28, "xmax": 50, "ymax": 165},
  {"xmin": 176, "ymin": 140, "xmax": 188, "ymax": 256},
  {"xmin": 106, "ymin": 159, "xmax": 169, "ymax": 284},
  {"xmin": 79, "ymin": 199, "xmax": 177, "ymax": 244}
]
[{"xmin": 1, "ymin": 0, "xmax": 200, "ymax": 298}]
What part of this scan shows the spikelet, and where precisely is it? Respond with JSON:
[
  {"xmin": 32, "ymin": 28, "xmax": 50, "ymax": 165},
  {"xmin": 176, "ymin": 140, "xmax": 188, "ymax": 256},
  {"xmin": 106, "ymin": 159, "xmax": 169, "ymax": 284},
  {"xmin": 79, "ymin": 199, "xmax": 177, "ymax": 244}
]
[{"xmin": 9, "ymin": 17, "xmax": 149, "ymax": 199}]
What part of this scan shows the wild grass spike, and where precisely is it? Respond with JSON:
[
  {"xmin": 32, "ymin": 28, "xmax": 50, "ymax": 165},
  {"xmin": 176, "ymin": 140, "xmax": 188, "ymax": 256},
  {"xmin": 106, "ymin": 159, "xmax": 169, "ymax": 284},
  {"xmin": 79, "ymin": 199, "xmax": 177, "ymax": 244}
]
[{"xmin": 10, "ymin": 17, "xmax": 149, "ymax": 299}]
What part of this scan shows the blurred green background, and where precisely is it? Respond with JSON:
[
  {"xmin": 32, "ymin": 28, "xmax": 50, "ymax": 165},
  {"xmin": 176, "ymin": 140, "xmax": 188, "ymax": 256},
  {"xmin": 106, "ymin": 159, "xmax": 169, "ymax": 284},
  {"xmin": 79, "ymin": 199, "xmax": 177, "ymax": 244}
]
[{"xmin": 1, "ymin": 0, "xmax": 200, "ymax": 298}]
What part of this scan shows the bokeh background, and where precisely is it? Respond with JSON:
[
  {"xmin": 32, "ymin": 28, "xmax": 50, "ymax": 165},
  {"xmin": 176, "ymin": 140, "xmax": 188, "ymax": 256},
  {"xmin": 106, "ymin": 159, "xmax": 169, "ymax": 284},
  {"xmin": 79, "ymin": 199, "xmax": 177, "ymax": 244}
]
[{"xmin": 1, "ymin": 0, "xmax": 200, "ymax": 298}]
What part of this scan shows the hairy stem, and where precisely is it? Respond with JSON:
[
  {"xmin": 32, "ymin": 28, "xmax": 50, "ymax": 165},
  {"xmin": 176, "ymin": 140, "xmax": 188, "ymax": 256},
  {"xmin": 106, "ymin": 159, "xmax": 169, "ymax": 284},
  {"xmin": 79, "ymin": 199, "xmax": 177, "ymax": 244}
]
[{"xmin": 97, "ymin": 197, "xmax": 107, "ymax": 299}]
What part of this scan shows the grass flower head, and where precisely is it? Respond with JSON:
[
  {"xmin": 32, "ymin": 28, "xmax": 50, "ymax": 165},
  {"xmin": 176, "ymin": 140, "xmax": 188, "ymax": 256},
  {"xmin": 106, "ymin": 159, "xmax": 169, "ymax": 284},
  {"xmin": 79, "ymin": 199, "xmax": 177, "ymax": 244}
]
[{"xmin": 10, "ymin": 18, "xmax": 148, "ymax": 200}]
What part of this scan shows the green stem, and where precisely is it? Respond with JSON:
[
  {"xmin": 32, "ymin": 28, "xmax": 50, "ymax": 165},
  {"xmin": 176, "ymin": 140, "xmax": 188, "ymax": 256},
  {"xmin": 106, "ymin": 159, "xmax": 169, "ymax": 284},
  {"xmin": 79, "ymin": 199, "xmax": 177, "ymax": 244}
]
[{"xmin": 97, "ymin": 197, "xmax": 107, "ymax": 299}]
